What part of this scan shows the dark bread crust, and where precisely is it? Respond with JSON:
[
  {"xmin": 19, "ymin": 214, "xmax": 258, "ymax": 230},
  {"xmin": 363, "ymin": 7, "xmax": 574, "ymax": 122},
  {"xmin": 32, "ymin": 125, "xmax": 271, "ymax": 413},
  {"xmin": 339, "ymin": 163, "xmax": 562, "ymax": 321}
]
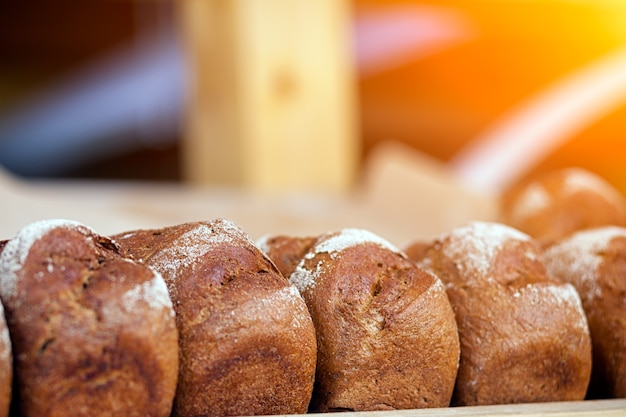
[
  {"xmin": 256, "ymin": 235, "xmax": 317, "ymax": 278},
  {"xmin": 114, "ymin": 219, "xmax": 317, "ymax": 417},
  {"xmin": 0, "ymin": 220, "xmax": 178, "ymax": 417},
  {"xmin": 291, "ymin": 229, "xmax": 460, "ymax": 412},
  {"xmin": 543, "ymin": 227, "xmax": 626, "ymax": 398},
  {"xmin": 412, "ymin": 222, "xmax": 592, "ymax": 406}
]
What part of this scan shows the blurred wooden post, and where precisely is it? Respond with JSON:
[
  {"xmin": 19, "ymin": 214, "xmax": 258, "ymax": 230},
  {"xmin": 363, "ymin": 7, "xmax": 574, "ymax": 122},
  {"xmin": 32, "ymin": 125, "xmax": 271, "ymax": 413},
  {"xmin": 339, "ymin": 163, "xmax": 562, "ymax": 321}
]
[{"xmin": 178, "ymin": 0, "xmax": 359, "ymax": 192}]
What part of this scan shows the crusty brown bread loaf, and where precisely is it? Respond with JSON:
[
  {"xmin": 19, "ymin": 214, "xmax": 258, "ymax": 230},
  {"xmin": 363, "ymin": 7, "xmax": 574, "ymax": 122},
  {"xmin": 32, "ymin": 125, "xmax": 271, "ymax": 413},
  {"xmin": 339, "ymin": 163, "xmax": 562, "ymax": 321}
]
[
  {"xmin": 408, "ymin": 221, "xmax": 592, "ymax": 406},
  {"xmin": 287, "ymin": 228, "xmax": 460, "ymax": 412},
  {"xmin": 543, "ymin": 226, "xmax": 626, "ymax": 399},
  {"xmin": 0, "ymin": 219, "xmax": 179, "ymax": 417},
  {"xmin": 113, "ymin": 219, "xmax": 317, "ymax": 417},
  {"xmin": 500, "ymin": 168, "xmax": 626, "ymax": 246}
]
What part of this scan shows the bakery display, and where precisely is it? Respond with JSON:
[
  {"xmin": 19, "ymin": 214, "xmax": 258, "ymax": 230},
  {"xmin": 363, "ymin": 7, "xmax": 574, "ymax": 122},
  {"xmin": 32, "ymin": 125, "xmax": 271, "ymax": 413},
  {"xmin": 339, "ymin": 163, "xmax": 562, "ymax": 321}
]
[
  {"xmin": 407, "ymin": 221, "xmax": 592, "ymax": 406},
  {"xmin": 280, "ymin": 228, "xmax": 460, "ymax": 412},
  {"xmin": 113, "ymin": 219, "xmax": 317, "ymax": 417},
  {"xmin": 543, "ymin": 226, "xmax": 626, "ymax": 399},
  {"xmin": 0, "ymin": 219, "xmax": 178, "ymax": 417},
  {"xmin": 499, "ymin": 168, "xmax": 626, "ymax": 246},
  {"xmin": 0, "ymin": 212, "xmax": 620, "ymax": 414}
]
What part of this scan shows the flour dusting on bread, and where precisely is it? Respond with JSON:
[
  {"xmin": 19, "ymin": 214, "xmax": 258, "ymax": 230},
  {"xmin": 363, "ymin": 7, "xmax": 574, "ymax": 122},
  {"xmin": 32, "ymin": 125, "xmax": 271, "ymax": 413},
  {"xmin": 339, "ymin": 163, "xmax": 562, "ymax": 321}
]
[
  {"xmin": 314, "ymin": 228, "xmax": 401, "ymax": 259},
  {"xmin": 442, "ymin": 222, "xmax": 530, "ymax": 276},
  {"xmin": 122, "ymin": 270, "xmax": 174, "ymax": 315},
  {"xmin": 150, "ymin": 219, "xmax": 253, "ymax": 278},
  {"xmin": 544, "ymin": 226, "xmax": 626, "ymax": 302},
  {"xmin": 0, "ymin": 219, "xmax": 89, "ymax": 299},
  {"xmin": 289, "ymin": 228, "xmax": 401, "ymax": 292}
]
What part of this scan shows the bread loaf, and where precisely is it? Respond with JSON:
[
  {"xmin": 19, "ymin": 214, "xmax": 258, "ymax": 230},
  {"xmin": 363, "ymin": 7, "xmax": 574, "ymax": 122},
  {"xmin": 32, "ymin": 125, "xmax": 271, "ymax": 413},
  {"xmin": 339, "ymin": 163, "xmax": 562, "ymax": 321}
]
[
  {"xmin": 543, "ymin": 226, "xmax": 626, "ymax": 398},
  {"xmin": 0, "ymin": 219, "xmax": 179, "ymax": 417},
  {"xmin": 114, "ymin": 219, "xmax": 317, "ymax": 417},
  {"xmin": 408, "ymin": 221, "xmax": 592, "ymax": 405},
  {"xmin": 500, "ymin": 168, "xmax": 626, "ymax": 245},
  {"xmin": 285, "ymin": 228, "xmax": 460, "ymax": 412}
]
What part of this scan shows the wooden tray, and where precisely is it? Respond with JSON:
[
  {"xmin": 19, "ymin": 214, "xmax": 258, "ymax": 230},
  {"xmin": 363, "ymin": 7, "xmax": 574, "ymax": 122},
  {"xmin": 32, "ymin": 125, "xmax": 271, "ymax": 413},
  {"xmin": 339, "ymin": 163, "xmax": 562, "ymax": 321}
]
[{"xmin": 278, "ymin": 400, "xmax": 626, "ymax": 417}]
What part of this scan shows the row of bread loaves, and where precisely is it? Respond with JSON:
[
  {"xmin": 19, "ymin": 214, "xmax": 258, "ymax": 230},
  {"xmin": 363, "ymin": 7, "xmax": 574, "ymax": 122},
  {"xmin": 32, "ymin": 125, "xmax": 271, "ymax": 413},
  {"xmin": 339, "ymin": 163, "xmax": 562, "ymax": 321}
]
[
  {"xmin": 263, "ymin": 220, "xmax": 595, "ymax": 409},
  {"xmin": 0, "ymin": 218, "xmax": 316, "ymax": 417},
  {"xmin": 1, "ymin": 180, "xmax": 624, "ymax": 416},
  {"xmin": 0, "ymin": 218, "xmax": 463, "ymax": 415}
]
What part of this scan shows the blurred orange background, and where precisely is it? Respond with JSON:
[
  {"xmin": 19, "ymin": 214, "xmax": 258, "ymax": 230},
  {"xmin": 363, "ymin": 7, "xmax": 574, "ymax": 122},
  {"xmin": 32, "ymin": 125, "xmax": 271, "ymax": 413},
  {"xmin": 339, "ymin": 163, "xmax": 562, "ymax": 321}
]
[
  {"xmin": 356, "ymin": 0, "xmax": 626, "ymax": 194},
  {"xmin": 1, "ymin": 0, "xmax": 626, "ymax": 195}
]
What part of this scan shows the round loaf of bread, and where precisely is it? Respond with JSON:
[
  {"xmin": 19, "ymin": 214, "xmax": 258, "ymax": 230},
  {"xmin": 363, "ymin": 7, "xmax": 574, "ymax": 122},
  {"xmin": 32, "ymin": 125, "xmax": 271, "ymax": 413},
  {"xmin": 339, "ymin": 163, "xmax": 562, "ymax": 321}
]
[
  {"xmin": 409, "ymin": 221, "xmax": 592, "ymax": 406},
  {"xmin": 500, "ymin": 168, "xmax": 626, "ymax": 245},
  {"xmin": 113, "ymin": 219, "xmax": 317, "ymax": 417},
  {"xmin": 0, "ymin": 219, "xmax": 179, "ymax": 417},
  {"xmin": 543, "ymin": 226, "xmax": 626, "ymax": 398},
  {"xmin": 289, "ymin": 228, "xmax": 460, "ymax": 412}
]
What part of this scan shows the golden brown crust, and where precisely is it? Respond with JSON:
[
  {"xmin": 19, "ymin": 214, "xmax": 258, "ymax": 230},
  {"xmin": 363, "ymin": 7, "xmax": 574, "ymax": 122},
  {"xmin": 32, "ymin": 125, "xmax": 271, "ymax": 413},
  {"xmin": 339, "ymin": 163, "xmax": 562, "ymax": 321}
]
[
  {"xmin": 114, "ymin": 219, "xmax": 317, "ymax": 417},
  {"xmin": 543, "ymin": 227, "xmax": 626, "ymax": 398},
  {"xmin": 256, "ymin": 235, "xmax": 317, "ymax": 278},
  {"xmin": 0, "ymin": 219, "xmax": 178, "ymax": 417},
  {"xmin": 290, "ymin": 229, "xmax": 460, "ymax": 412},
  {"xmin": 500, "ymin": 168, "xmax": 626, "ymax": 246},
  {"xmin": 417, "ymin": 222, "xmax": 592, "ymax": 406}
]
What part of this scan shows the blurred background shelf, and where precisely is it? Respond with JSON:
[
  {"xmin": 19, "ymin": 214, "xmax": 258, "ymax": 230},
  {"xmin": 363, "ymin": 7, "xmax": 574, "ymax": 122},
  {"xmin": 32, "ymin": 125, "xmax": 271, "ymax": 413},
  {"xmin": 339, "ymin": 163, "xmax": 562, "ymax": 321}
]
[{"xmin": 1, "ymin": 0, "xmax": 626, "ymax": 194}]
